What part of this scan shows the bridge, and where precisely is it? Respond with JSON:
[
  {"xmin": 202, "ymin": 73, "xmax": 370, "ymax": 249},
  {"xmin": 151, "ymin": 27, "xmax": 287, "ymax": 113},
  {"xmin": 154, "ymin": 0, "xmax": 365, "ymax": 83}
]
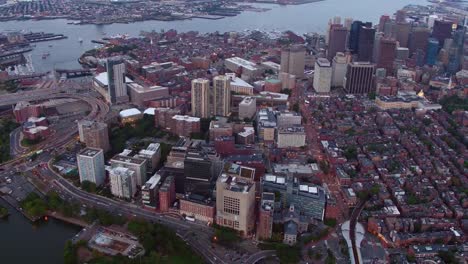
[{"xmin": 55, "ymin": 68, "xmax": 93, "ymax": 78}]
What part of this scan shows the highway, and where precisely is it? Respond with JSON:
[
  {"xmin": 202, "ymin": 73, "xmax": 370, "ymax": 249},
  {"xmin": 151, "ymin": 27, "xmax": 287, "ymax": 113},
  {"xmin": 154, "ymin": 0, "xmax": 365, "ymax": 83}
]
[{"xmin": 0, "ymin": 84, "xmax": 276, "ymax": 264}]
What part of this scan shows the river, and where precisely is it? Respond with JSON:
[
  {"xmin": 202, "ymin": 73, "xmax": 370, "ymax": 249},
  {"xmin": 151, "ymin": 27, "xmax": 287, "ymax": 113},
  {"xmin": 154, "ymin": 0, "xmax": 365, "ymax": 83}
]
[
  {"xmin": 0, "ymin": 199, "xmax": 81, "ymax": 264},
  {"xmin": 0, "ymin": 0, "xmax": 429, "ymax": 72}
]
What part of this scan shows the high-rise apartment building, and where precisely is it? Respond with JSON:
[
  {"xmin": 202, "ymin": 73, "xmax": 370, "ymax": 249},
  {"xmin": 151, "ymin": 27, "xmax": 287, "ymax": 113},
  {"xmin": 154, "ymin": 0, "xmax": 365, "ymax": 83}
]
[
  {"xmin": 313, "ymin": 58, "xmax": 332, "ymax": 93},
  {"xmin": 213, "ymin": 75, "xmax": 231, "ymax": 117},
  {"xmin": 77, "ymin": 147, "xmax": 105, "ymax": 186},
  {"xmin": 106, "ymin": 57, "xmax": 128, "ymax": 104},
  {"xmin": 280, "ymin": 45, "xmax": 306, "ymax": 78},
  {"xmin": 110, "ymin": 154, "xmax": 147, "ymax": 186},
  {"xmin": 191, "ymin": 78, "xmax": 210, "ymax": 118},
  {"xmin": 378, "ymin": 15, "xmax": 391, "ymax": 32},
  {"xmin": 216, "ymin": 173, "xmax": 256, "ymax": 236},
  {"xmin": 78, "ymin": 120, "xmax": 110, "ymax": 153},
  {"xmin": 344, "ymin": 62, "xmax": 375, "ymax": 94},
  {"xmin": 357, "ymin": 25, "xmax": 375, "ymax": 61},
  {"xmin": 332, "ymin": 52, "xmax": 348, "ymax": 87},
  {"xmin": 109, "ymin": 167, "xmax": 137, "ymax": 199},
  {"xmin": 328, "ymin": 25, "xmax": 348, "ymax": 61}
]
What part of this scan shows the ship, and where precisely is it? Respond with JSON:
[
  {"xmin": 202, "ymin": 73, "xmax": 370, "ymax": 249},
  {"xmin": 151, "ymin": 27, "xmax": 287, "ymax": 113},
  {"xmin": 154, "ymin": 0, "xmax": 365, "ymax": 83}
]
[{"xmin": 78, "ymin": 38, "xmax": 83, "ymax": 43}]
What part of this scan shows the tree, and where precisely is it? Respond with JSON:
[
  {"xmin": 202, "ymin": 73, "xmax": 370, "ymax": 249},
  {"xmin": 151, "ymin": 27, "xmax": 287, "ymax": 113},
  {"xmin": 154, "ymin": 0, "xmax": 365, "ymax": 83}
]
[
  {"xmin": 81, "ymin": 181, "xmax": 97, "ymax": 193},
  {"xmin": 63, "ymin": 240, "xmax": 77, "ymax": 264},
  {"xmin": 292, "ymin": 102, "xmax": 300, "ymax": 112}
]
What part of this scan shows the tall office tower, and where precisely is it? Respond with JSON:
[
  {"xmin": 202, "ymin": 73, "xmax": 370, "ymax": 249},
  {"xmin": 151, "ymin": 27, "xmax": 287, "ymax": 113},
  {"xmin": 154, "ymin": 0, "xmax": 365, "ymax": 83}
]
[
  {"xmin": 395, "ymin": 22, "xmax": 411, "ymax": 47},
  {"xmin": 384, "ymin": 20, "xmax": 397, "ymax": 39},
  {"xmin": 280, "ymin": 45, "xmax": 306, "ymax": 78},
  {"xmin": 109, "ymin": 167, "xmax": 137, "ymax": 199},
  {"xmin": 332, "ymin": 52, "xmax": 348, "ymax": 87},
  {"xmin": 257, "ymin": 192, "xmax": 275, "ymax": 240},
  {"xmin": 349, "ymin": 20, "xmax": 363, "ymax": 53},
  {"xmin": 409, "ymin": 27, "xmax": 431, "ymax": 56},
  {"xmin": 327, "ymin": 25, "xmax": 348, "ymax": 61},
  {"xmin": 106, "ymin": 57, "xmax": 128, "ymax": 104},
  {"xmin": 344, "ymin": 18, "xmax": 353, "ymax": 30},
  {"xmin": 332, "ymin": 16, "xmax": 341, "ymax": 25},
  {"xmin": 78, "ymin": 120, "xmax": 110, "ymax": 153},
  {"xmin": 191, "ymin": 78, "xmax": 210, "ymax": 118},
  {"xmin": 77, "ymin": 147, "xmax": 105, "ymax": 186},
  {"xmin": 414, "ymin": 49, "xmax": 426, "ymax": 67},
  {"xmin": 216, "ymin": 173, "xmax": 256, "ymax": 236},
  {"xmin": 313, "ymin": 58, "xmax": 332, "ymax": 93},
  {"xmin": 378, "ymin": 15, "xmax": 391, "ymax": 32},
  {"xmin": 183, "ymin": 151, "xmax": 214, "ymax": 196},
  {"xmin": 426, "ymin": 38, "xmax": 439, "ymax": 66},
  {"xmin": 357, "ymin": 25, "xmax": 375, "ymax": 62},
  {"xmin": 432, "ymin": 20, "xmax": 453, "ymax": 46},
  {"xmin": 344, "ymin": 62, "xmax": 375, "ymax": 94},
  {"xmin": 396, "ymin": 47, "xmax": 410, "ymax": 61},
  {"xmin": 395, "ymin": 9, "xmax": 406, "ymax": 23},
  {"xmin": 377, "ymin": 38, "xmax": 397, "ymax": 75},
  {"xmin": 373, "ymin": 32, "xmax": 384, "ymax": 63},
  {"xmin": 448, "ymin": 26, "xmax": 466, "ymax": 74},
  {"xmin": 213, "ymin": 75, "xmax": 231, "ymax": 117}
]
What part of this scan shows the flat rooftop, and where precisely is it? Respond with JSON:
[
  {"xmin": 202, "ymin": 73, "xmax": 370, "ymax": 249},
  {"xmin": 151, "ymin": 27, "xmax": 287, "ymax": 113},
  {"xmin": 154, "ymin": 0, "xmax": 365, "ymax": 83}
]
[
  {"xmin": 79, "ymin": 147, "xmax": 103, "ymax": 157},
  {"xmin": 111, "ymin": 154, "xmax": 146, "ymax": 165}
]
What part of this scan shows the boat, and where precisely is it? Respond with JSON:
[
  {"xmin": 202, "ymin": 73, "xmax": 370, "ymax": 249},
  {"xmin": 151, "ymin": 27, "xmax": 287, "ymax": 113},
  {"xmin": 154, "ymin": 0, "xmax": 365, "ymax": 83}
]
[
  {"xmin": 78, "ymin": 37, "xmax": 83, "ymax": 43},
  {"xmin": 42, "ymin": 52, "xmax": 50, "ymax": 59},
  {"xmin": 48, "ymin": 44, "xmax": 53, "ymax": 47}
]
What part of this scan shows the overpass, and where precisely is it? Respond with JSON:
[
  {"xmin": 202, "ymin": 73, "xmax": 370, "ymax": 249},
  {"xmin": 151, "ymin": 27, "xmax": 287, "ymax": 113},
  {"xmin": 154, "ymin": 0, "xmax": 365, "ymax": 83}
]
[
  {"xmin": 0, "ymin": 87, "xmax": 66, "ymax": 107},
  {"xmin": 55, "ymin": 68, "xmax": 93, "ymax": 78}
]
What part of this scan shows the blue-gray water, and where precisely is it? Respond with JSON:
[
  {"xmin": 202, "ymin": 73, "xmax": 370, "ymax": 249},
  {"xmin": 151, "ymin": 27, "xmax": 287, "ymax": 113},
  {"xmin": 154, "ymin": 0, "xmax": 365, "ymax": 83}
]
[
  {"xmin": 0, "ymin": 0, "xmax": 428, "ymax": 72},
  {"xmin": 0, "ymin": 199, "xmax": 80, "ymax": 264}
]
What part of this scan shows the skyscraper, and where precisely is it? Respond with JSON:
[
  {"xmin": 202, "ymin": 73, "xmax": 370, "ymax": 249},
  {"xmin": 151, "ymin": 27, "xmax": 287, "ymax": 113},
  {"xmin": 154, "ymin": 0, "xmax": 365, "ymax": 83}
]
[
  {"xmin": 77, "ymin": 147, "xmax": 105, "ymax": 186},
  {"xmin": 332, "ymin": 52, "xmax": 348, "ymax": 87},
  {"xmin": 426, "ymin": 38, "xmax": 439, "ymax": 66},
  {"xmin": 344, "ymin": 62, "xmax": 375, "ymax": 94},
  {"xmin": 357, "ymin": 25, "xmax": 375, "ymax": 61},
  {"xmin": 349, "ymin": 20, "xmax": 363, "ymax": 53},
  {"xmin": 78, "ymin": 120, "xmax": 110, "ymax": 153},
  {"xmin": 409, "ymin": 27, "xmax": 431, "ymax": 56},
  {"xmin": 106, "ymin": 57, "xmax": 128, "ymax": 104},
  {"xmin": 378, "ymin": 15, "xmax": 390, "ymax": 32},
  {"xmin": 373, "ymin": 32, "xmax": 384, "ymax": 63},
  {"xmin": 313, "ymin": 58, "xmax": 332, "ymax": 93},
  {"xmin": 432, "ymin": 20, "xmax": 453, "ymax": 46},
  {"xmin": 191, "ymin": 78, "xmax": 210, "ymax": 118},
  {"xmin": 395, "ymin": 9, "xmax": 406, "ymax": 23},
  {"xmin": 328, "ymin": 25, "xmax": 348, "ymax": 61},
  {"xmin": 280, "ymin": 45, "xmax": 306, "ymax": 78},
  {"xmin": 377, "ymin": 38, "xmax": 397, "ymax": 75},
  {"xmin": 213, "ymin": 75, "xmax": 231, "ymax": 117},
  {"xmin": 395, "ymin": 22, "xmax": 411, "ymax": 48}
]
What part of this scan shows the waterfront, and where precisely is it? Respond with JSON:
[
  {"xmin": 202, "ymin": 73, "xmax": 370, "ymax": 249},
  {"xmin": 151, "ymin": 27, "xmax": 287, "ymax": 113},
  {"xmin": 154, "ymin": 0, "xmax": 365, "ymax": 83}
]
[
  {"xmin": 0, "ymin": 0, "xmax": 428, "ymax": 72},
  {"xmin": 0, "ymin": 199, "xmax": 80, "ymax": 264}
]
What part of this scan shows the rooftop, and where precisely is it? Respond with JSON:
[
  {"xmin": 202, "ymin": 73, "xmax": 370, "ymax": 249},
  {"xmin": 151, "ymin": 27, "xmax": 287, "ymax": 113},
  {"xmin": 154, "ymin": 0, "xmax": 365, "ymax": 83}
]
[
  {"xmin": 94, "ymin": 72, "xmax": 133, "ymax": 87},
  {"xmin": 111, "ymin": 154, "xmax": 146, "ymax": 165},
  {"xmin": 119, "ymin": 108, "xmax": 142, "ymax": 118},
  {"xmin": 142, "ymin": 174, "xmax": 161, "ymax": 190},
  {"xmin": 225, "ymin": 57, "xmax": 258, "ymax": 71},
  {"xmin": 78, "ymin": 147, "xmax": 103, "ymax": 157},
  {"xmin": 172, "ymin": 115, "xmax": 200, "ymax": 122}
]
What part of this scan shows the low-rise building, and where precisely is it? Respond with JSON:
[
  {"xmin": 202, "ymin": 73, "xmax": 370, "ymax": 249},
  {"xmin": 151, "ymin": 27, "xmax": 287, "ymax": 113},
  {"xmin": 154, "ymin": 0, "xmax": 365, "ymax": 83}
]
[
  {"xmin": 170, "ymin": 115, "xmax": 200, "ymax": 137},
  {"xmin": 276, "ymin": 126, "xmax": 306, "ymax": 148},
  {"xmin": 128, "ymin": 83, "xmax": 169, "ymax": 107},
  {"xmin": 179, "ymin": 194, "xmax": 215, "ymax": 223},
  {"xmin": 141, "ymin": 174, "xmax": 161, "ymax": 209},
  {"xmin": 159, "ymin": 176, "xmax": 175, "ymax": 212},
  {"xmin": 238, "ymin": 97, "xmax": 256, "ymax": 120},
  {"xmin": 119, "ymin": 108, "xmax": 143, "ymax": 124}
]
